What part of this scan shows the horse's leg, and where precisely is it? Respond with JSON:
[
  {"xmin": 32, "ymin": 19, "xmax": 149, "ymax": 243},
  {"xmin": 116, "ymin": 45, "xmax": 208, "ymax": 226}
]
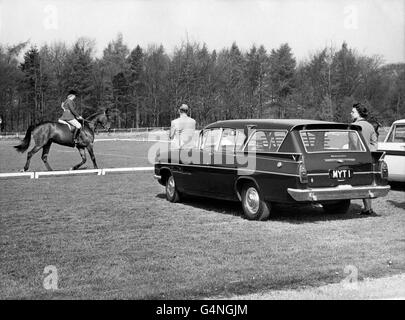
[
  {"xmin": 71, "ymin": 147, "xmax": 86, "ymax": 170},
  {"xmin": 24, "ymin": 145, "xmax": 42, "ymax": 171},
  {"xmin": 41, "ymin": 142, "xmax": 53, "ymax": 171},
  {"xmin": 86, "ymin": 144, "xmax": 98, "ymax": 169}
]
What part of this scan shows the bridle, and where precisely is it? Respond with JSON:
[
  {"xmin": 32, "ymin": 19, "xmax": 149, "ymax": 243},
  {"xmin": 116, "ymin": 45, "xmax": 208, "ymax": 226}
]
[{"xmin": 85, "ymin": 115, "xmax": 110, "ymax": 131}]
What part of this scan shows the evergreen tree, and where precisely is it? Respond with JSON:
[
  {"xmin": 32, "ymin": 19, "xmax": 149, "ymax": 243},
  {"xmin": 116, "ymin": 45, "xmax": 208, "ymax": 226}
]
[
  {"xmin": 268, "ymin": 43, "xmax": 296, "ymax": 118},
  {"xmin": 62, "ymin": 38, "xmax": 97, "ymax": 115},
  {"xmin": 100, "ymin": 33, "xmax": 130, "ymax": 124},
  {"xmin": 304, "ymin": 48, "xmax": 334, "ymax": 120},
  {"xmin": 0, "ymin": 42, "xmax": 27, "ymax": 131},
  {"xmin": 20, "ymin": 46, "xmax": 49, "ymax": 124},
  {"xmin": 217, "ymin": 42, "xmax": 246, "ymax": 119},
  {"xmin": 244, "ymin": 45, "xmax": 269, "ymax": 117},
  {"xmin": 112, "ymin": 71, "xmax": 130, "ymax": 128},
  {"xmin": 127, "ymin": 45, "xmax": 145, "ymax": 128},
  {"xmin": 331, "ymin": 42, "xmax": 361, "ymax": 121},
  {"xmin": 143, "ymin": 45, "xmax": 170, "ymax": 126}
]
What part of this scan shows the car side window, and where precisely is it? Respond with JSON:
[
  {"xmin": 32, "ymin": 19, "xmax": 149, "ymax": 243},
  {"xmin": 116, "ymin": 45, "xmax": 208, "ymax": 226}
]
[
  {"xmin": 247, "ymin": 130, "xmax": 286, "ymax": 152},
  {"xmin": 219, "ymin": 129, "xmax": 246, "ymax": 152},
  {"xmin": 267, "ymin": 131, "xmax": 287, "ymax": 151},
  {"xmin": 201, "ymin": 129, "xmax": 222, "ymax": 151},
  {"xmin": 235, "ymin": 130, "xmax": 247, "ymax": 150}
]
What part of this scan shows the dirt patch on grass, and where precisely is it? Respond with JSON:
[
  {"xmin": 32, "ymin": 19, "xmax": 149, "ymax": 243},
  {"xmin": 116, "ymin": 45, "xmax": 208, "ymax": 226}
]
[{"xmin": 212, "ymin": 273, "xmax": 405, "ymax": 300}]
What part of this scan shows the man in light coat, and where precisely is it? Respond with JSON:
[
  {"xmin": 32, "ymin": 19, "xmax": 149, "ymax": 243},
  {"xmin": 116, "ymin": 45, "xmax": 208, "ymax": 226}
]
[{"xmin": 169, "ymin": 104, "xmax": 196, "ymax": 148}]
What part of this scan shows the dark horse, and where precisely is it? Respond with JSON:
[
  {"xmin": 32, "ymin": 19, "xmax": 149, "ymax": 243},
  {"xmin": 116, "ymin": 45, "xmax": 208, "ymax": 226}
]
[{"xmin": 14, "ymin": 110, "xmax": 111, "ymax": 171}]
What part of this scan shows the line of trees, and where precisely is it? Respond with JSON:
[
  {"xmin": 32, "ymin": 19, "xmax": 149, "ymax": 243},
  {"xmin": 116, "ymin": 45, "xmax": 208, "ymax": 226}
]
[{"xmin": 1, "ymin": 34, "xmax": 404, "ymax": 132}]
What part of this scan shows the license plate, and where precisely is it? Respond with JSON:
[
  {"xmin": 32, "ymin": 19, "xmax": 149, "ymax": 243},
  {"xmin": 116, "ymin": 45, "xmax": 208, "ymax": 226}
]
[{"xmin": 329, "ymin": 169, "xmax": 353, "ymax": 180}]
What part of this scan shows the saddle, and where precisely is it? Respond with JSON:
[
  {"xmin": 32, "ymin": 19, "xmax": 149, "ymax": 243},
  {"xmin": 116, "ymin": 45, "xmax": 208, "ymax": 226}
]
[{"xmin": 58, "ymin": 119, "xmax": 74, "ymax": 131}]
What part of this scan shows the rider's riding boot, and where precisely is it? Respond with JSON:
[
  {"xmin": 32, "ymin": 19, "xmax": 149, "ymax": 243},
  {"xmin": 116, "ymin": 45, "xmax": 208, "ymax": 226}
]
[{"xmin": 73, "ymin": 128, "xmax": 80, "ymax": 144}]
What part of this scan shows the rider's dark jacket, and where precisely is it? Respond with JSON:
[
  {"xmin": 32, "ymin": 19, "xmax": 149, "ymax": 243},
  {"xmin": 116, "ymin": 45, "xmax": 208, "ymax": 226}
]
[{"xmin": 59, "ymin": 99, "xmax": 80, "ymax": 121}]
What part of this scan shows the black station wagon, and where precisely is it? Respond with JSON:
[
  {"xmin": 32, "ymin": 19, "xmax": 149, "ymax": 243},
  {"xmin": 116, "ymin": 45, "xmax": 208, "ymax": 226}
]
[{"xmin": 154, "ymin": 119, "xmax": 390, "ymax": 220}]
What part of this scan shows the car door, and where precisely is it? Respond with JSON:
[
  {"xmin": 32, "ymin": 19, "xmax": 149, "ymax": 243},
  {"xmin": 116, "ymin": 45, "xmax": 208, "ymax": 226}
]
[
  {"xmin": 186, "ymin": 128, "xmax": 223, "ymax": 195},
  {"xmin": 210, "ymin": 128, "xmax": 246, "ymax": 199}
]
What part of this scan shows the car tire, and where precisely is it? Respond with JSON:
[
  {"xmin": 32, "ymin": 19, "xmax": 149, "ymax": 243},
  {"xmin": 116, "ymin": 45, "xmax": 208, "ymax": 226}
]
[
  {"xmin": 165, "ymin": 174, "xmax": 181, "ymax": 203},
  {"xmin": 241, "ymin": 183, "xmax": 270, "ymax": 221},
  {"xmin": 322, "ymin": 200, "xmax": 351, "ymax": 214}
]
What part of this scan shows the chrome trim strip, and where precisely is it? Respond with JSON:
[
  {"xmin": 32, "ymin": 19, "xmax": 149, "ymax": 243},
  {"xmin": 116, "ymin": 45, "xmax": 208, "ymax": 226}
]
[
  {"xmin": 200, "ymin": 150, "xmax": 302, "ymax": 163},
  {"xmin": 324, "ymin": 158, "xmax": 356, "ymax": 162},
  {"xmin": 157, "ymin": 162, "xmax": 300, "ymax": 177}
]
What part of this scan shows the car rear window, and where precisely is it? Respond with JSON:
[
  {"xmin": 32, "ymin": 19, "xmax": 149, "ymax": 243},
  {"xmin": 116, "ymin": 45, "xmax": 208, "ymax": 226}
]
[{"xmin": 300, "ymin": 130, "xmax": 366, "ymax": 152}]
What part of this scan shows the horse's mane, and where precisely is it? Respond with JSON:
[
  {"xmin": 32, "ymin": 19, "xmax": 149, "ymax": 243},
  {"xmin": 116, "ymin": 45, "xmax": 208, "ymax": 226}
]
[{"xmin": 86, "ymin": 111, "xmax": 105, "ymax": 122}]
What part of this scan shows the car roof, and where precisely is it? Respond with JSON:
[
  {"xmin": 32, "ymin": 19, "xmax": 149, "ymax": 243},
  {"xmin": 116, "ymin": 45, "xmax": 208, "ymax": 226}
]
[
  {"xmin": 204, "ymin": 119, "xmax": 360, "ymax": 131},
  {"xmin": 392, "ymin": 119, "xmax": 405, "ymax": 125}
]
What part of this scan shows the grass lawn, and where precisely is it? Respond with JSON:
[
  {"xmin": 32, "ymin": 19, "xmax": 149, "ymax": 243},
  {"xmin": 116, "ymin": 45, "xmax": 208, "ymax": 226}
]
[{"xmin": 1, "ymin": 171, "xmax": 404, "ymax": 299}]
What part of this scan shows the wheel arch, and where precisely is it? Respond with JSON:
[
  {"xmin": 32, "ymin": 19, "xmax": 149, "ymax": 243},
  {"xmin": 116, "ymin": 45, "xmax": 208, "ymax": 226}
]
[
  {"xmin": 235, "ymin": 176, "xmax": 261, "ymax": 201},
  {"xmin": 159, "ymin": 167, "xmax": 173, "ymax": 185}
]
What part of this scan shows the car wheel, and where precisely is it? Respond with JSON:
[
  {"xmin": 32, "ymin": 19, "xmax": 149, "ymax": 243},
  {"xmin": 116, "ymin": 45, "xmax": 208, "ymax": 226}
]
[
  {"xmin": 166, "ymin": 174, "xmax": 181, "ymax": 203},
  {"xmin": 322, "ymin": 200, "xmax": 351, "ymax": 214},
  {"xmin": 241, "ymin": 183, "xmax": 270, "ymax": 220}
]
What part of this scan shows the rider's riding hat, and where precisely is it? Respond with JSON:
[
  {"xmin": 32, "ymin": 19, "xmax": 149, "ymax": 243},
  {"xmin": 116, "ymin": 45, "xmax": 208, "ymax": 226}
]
[{"xmin": 68, "ymin": 89, "xmax": 78, "ymax": 96}]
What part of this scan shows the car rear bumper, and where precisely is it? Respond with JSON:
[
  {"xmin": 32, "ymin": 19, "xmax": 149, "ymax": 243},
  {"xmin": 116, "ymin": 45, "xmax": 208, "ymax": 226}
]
[{"xmin": 287, "ymin": 185, "xmax": 391, "ymax": 202}]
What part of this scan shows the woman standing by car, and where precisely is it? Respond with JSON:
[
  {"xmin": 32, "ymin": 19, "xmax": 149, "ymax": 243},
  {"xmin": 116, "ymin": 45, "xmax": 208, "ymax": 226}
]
[{"xmin": 351, "ymin": 102, "xmax": 378, "ymax": 215}]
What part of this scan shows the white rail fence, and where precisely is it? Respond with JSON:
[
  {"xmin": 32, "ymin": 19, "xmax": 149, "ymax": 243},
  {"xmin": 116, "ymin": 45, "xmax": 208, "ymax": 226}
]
[
  {"xmin": 0, "ymin": 167, "xmax": 154, "ymax": 180},
  {"xmin": 0, "ymin": 127, "xmax": 171, "ymax": 139}
]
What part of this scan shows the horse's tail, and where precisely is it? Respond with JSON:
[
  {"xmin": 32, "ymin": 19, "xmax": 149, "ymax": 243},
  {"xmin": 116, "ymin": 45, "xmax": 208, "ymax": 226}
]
[{"xmin": 14, "ymin": 124, "xmax": 35, "ymax": 153}]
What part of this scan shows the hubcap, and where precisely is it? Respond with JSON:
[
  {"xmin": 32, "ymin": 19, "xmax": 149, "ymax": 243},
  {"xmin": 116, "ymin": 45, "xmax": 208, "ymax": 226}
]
[
  {"xmin": 244, "ymin": 187, "xmax": 260, "ymax": 214},
  {"xmin": 167, "ymin": 176, "xmax": 175, "ymax": 198}
]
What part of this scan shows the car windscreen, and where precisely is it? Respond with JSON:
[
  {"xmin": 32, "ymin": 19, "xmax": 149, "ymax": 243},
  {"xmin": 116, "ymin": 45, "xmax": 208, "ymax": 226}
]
[
  {"xmin": 387, "ymin": 124, "xmax": 405, "ymax": 142},
  {"xmin": 299, "ymin": 130, "xmax": 366, "ymax": 153}
]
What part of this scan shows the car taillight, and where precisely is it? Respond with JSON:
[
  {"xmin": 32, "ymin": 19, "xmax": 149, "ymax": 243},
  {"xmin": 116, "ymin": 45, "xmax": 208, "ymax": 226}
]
[
  {"xmin": 299, "ymin": 162, "xmax": 308, "ymax": 184},
  {"xmin": 379, "ymin": 159, "xmax": 388, "ymax": 179}
]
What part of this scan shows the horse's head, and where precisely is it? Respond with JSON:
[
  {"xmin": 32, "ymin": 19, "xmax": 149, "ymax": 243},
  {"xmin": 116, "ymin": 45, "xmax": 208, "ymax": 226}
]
[
  {"xmin": 84, "ymin": 109, "xmax": 113, "ymax": 133},
  {"xmin": 97, "ymin": 110, "xmax": 112, "ymax": 131}
]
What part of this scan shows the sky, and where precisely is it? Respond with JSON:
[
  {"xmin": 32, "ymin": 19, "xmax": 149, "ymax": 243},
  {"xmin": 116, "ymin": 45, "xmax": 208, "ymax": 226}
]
[{"xmin": 0, "ymin": 0, "xmax": 404, "ymax": 64}]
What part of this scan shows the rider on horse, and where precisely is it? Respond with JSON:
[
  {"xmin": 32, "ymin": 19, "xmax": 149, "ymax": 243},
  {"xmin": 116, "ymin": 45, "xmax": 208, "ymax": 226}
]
[{"xmin": 59, "ymin": 89, "xmax": 83, "ymax": 144}]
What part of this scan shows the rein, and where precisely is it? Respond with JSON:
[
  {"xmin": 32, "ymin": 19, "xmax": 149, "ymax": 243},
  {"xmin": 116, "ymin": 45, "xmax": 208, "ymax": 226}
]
[{"xmin": 82, "ymin": 113, "xmax": 109, "ymax": 130}]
